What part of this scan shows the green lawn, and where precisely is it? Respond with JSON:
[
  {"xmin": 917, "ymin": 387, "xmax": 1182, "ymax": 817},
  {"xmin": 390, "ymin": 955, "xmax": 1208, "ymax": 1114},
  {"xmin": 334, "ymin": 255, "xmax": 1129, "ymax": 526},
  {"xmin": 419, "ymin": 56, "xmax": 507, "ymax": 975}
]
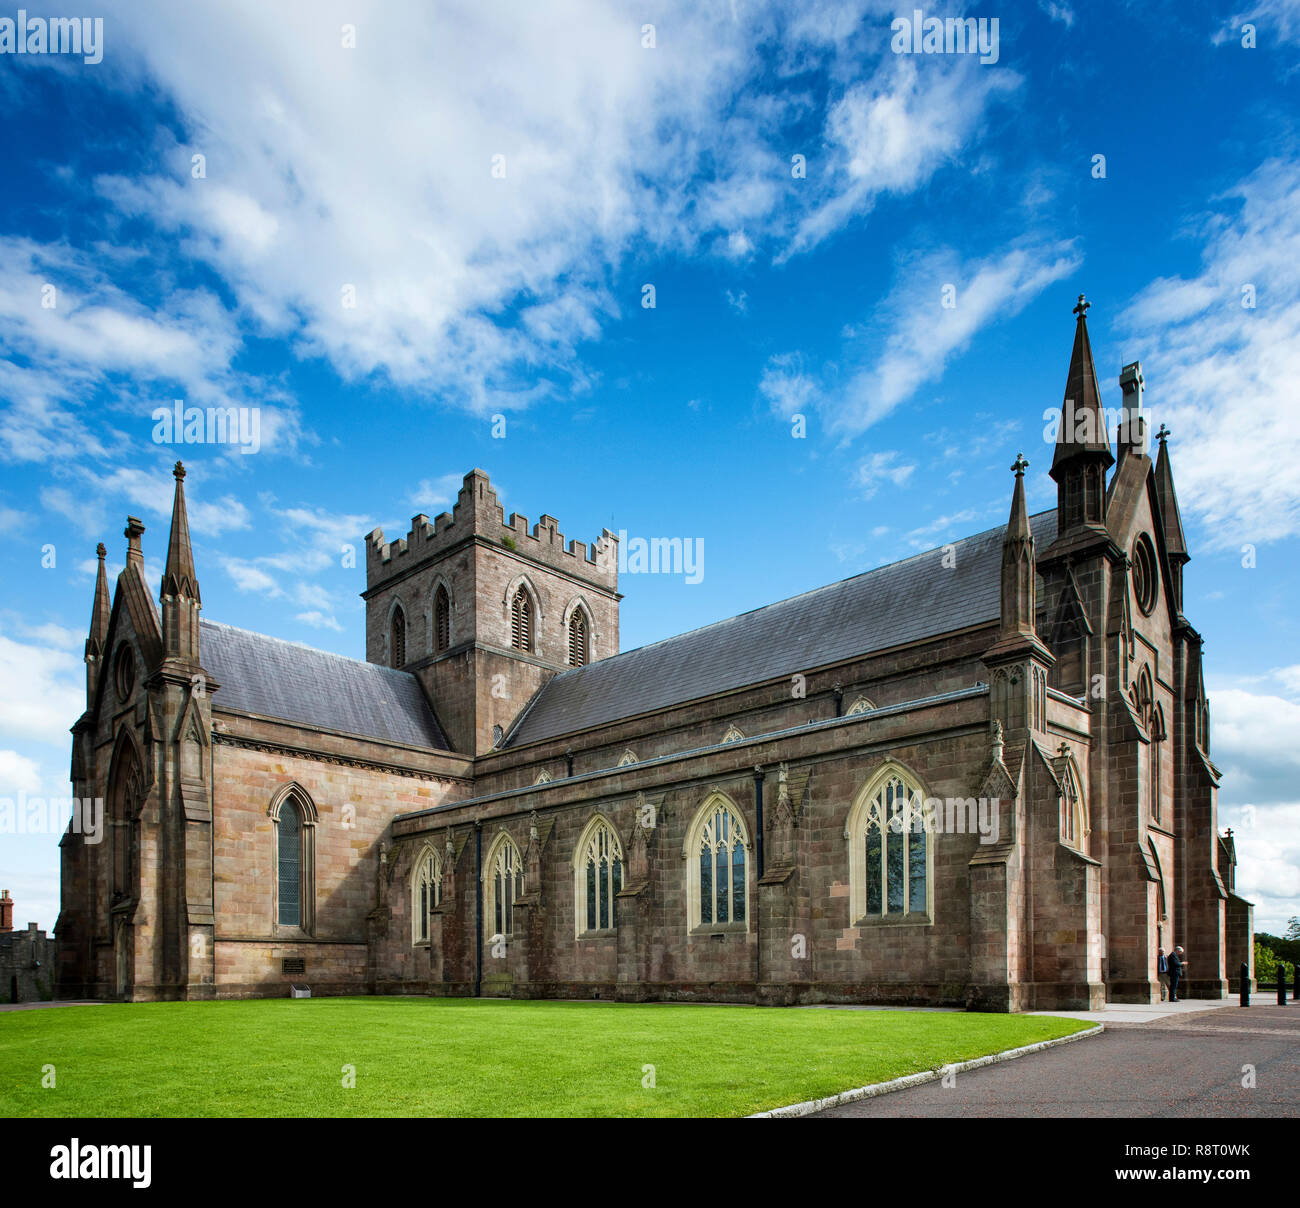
[{"xmin": 0, "ymin": 997, "xmax": 1092, "ymax": 1118}]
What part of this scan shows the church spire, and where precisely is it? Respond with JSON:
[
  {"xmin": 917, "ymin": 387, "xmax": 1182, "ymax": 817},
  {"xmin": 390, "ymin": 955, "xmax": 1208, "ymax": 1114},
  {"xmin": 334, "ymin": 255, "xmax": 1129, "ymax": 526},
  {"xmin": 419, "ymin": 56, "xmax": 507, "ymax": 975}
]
[
  {"xmin": 163, "ymin": 461, "xmax": 199, "ymax": 603},
  {"xmin": 84, "ymin": 542, "xmax": 110, "ymax": 699},
  {"xmin": 161, "ymin": 461, "xmax": 201, "ymax": 662},
  {"xmin": 1050, "ymin": 295, "xmax": 1113, "ymax": 532},
  {"xmin": 983, "ymin": 455, "xmax": 1054, "ymax": 733},
  {"xmin": 984, "ymin": 454, "xmax": 1052, "ymax": 663},
  {"xmin": 1154, "ymin": 424, "xmax": 1189, "ymax": 610}
]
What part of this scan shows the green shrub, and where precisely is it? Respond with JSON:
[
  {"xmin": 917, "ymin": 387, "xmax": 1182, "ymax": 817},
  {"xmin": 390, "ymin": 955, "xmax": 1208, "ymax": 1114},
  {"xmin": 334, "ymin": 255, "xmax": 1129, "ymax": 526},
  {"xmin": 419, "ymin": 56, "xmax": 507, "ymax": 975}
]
[{"xmin": 1254, "ymin": 942, "xmax": 1278, "ymax": 982}]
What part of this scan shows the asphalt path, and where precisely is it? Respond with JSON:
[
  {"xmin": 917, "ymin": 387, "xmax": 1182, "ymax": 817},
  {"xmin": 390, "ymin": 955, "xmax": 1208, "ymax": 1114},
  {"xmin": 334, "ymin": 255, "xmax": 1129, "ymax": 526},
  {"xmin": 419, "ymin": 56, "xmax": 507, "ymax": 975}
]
[{"xmin": 809, "ymin": 1005, "xmax": 1300, "ymax": 1118}]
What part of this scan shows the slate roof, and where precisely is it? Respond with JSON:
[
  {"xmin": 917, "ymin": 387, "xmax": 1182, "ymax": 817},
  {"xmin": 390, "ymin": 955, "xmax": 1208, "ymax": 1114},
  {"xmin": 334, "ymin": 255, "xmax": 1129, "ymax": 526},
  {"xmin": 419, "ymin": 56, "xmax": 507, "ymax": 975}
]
[
  {"xmin": 505, "ymin": 510, "xmax": 1058, "ymax": 748},
  {"xmin": 200, "ymin": 620, "xmax": 448, "ymax": 749}
]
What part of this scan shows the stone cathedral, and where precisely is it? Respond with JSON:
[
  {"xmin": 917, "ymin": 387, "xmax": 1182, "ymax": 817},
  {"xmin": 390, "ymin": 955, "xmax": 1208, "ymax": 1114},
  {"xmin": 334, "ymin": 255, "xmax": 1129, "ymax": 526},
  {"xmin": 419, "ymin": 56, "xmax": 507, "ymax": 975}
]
[{"xmin": 56, "ymin": 299, "xmax": 1253, "ymax": 1011}]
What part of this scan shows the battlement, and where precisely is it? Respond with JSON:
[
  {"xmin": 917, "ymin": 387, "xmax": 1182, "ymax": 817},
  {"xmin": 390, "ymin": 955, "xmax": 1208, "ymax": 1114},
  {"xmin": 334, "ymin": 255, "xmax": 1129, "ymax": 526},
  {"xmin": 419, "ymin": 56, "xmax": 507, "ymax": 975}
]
[{"xmin": 365, "ymin": 469, "xmax": 619, "ymax": 593}]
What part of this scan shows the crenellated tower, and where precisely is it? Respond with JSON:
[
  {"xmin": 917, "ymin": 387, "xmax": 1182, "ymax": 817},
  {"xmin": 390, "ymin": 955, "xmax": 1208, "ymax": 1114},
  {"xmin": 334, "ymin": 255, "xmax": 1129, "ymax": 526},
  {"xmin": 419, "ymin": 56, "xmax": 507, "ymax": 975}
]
[{"xmin": 362, "ymin": 469, "xmax": 620, "ymax": 755}]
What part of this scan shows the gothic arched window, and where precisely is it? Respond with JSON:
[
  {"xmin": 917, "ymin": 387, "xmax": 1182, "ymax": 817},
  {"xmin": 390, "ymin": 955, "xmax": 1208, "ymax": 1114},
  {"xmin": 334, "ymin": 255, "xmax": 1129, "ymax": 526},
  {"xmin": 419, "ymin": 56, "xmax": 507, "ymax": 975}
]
[
  {"xmin": 434, "ymin": 586, "xmax": 450, "ymax": 653},
  {"xmin": 390, "ymin": 605, "xmax": 407, "ymax": 668},
  {"xmin": 277, "ymin": 804, "xmax": 302, "ymax": 927},
  {"xmin": 487, "ymin": 833, "xmax": 524, "ymax": 939},
  {"xmin": 411, "ymin": 846, "xmax": 441, "ymax": 945},
  {"xmin": 567, "ymin": 610, "xmax": 588, "ymax": 667},
  {"xmin": 575, "ymin": 816, "xmax": 623, "ymax": 935},
  {"xmin": 847, "ymin": 764, "xmax": 931, "ymax": 921},
  {"xmin": 686, "ymin": 795, "xmax": 749, "ymax": 931},
  {"xmin": 510, "ymin": 587, "xmax": 532, "ymax": 652},
  {"xmin": 270, "ymin": 786, "xmax": 316, "ymax": 933}
]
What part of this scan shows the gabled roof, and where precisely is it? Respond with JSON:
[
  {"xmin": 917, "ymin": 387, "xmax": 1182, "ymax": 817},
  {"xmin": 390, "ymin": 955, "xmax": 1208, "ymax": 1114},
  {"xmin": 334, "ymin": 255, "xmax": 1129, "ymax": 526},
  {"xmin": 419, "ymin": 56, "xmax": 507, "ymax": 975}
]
[
  {"xmin": 505, "ymin": 510, "xmax": 1058, "ymax": 747},
  {"xmin": 200, "ymin": 620, "xmax": 448, "ymax": 749}
]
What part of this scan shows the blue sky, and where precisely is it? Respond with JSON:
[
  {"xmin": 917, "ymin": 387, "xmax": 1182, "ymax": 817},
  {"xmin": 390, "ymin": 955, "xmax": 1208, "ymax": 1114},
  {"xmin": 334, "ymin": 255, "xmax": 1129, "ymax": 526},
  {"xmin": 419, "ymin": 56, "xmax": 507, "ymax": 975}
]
[{"xmin": 0, "ymin": 0, "xmax": 1297, "ymax": 935}]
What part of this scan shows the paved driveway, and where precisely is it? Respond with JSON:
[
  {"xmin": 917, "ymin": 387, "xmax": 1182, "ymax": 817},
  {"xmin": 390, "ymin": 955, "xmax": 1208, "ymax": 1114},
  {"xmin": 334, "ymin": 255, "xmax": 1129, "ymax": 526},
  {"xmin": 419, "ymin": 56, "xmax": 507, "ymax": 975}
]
[{"xmin": 809, "ymin": 1005, "xmax": 1300, "ymax": 1118}]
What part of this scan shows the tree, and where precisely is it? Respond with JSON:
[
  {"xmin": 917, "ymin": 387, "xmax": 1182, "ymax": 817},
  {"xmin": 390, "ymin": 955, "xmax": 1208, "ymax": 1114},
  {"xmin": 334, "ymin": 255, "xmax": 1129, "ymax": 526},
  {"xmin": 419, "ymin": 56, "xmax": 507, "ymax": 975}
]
[
  {"xmin": 1254, "ymin": 941, "xmax": 1278, "ymax": 983},
  {"xmin": 1286, "ymin": 916, "xmax": 1300, "ymax": 941}
]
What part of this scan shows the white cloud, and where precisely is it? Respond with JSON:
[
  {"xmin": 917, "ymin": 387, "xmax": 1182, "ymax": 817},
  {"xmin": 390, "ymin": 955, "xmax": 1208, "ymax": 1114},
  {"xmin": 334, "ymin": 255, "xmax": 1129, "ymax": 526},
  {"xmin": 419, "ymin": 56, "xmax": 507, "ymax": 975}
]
[
  {"xmin": 845, "ymin": 242, "xmax": 1078, "ymax": 432},
  {"xmin": 222, "ymin": 558, "xmax": 281, "ymax": 597},
  {"xmin": 1207, "ymin": 686, "xmax": 1300, "ymax": 771},
  {"xmin": 906, "ymin": 508, "xmax": 980, "ymax": 544},
  {"xmin": 412, "ymin": 474, "xmax": 466, "ymax": 513},
  {"xmin": 0, "ymin": 631, "xmax": 84, "ymax": 747},
  {"xmin": 17, "ymin": 622, "xmax": 82, "ymax": 651},
  {"xmin": 768, "ymin": 238, "xmax": 1078, "ymax": 436},
  {"xmin": 1204, "ymin": 677, "xmax": 1300, "ymax": 932},
  {"xmin": 856, "ymin": 451, "xmax": 916, "ymax": 498},
  {"xmin": 783, "ymin": 56, "xmax": 1020, "ymax": 261},
  {"xmin": 295, "ymin": 611, "xmax": 343, "ymax": 632},
  {"xmin": 758, "ymin": 353, "xmax": 822, "ymax": 420},
  {"xmin": 1039, "ymin": 0, "xmax": 1076, "ymax": 26},
  {"xmin": 39, "ymin": 0, "xmax": 1021, "ymax": 419},
  {"xmin": 1119, "ymin": 157, "xmax": 1300, "ymax": 548},
  {"xmin": 0, "ymin": 749, "xmax": 43, "ymax": 796},
  {"xmin": 1218, "ymin": 0, "xmax": 1300, "ymax": 46}
]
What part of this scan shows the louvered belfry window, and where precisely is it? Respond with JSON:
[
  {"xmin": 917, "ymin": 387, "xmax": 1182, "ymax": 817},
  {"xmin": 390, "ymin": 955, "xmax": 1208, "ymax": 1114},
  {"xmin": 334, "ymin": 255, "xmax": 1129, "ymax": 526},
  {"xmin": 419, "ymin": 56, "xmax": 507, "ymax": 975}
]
[
  {"xmin": 434, "ymin": 586, "xmax": 450, "ymax": 653},
  {"xmin": 567, "ymin": 610, "xmax": 588, "ymax": 667},
  {"xmin": 278, "ymin": 804, "xmax": 302, "ymax": 927},
  {"xmin": 391, "ymin": 606, "xmax": 406, "ymax": 668},
  {"xmin": 510, "ymin": 587, "xmax": 531, "ymax": 651}
]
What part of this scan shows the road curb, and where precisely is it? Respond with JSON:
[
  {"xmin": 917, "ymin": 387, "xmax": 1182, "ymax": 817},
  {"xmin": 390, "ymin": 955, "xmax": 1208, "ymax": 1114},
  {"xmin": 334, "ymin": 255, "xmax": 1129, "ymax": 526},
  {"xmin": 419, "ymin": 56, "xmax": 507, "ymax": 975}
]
[{"xmin": 748, "ymin": 1022, "xmax": 1105, "ymax": 1118}]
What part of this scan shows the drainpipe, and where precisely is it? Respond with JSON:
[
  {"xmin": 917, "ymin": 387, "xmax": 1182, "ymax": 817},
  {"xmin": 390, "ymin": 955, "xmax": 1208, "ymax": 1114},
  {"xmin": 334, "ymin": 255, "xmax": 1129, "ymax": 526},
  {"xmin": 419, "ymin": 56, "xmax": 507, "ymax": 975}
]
[
  {"xmin": 565, "ymin": 748, "xmax": 574, "ymax": 778},
  {"xmin": 833, "ymin": 682, "xmax": 844, "ymax": 718},
  {"xmin": 753, "ymin": 765, "xmax": 765, "ymax": 877},
  {"xmin": 474, "ymin": 821, "xmax": 483, "ymax": 998}
]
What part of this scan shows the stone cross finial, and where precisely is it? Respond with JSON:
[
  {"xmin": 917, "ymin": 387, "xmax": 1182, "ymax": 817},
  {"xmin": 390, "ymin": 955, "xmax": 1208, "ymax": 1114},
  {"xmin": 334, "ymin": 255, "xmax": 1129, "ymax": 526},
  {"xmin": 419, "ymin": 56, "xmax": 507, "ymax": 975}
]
[
  {"xmin": 1073, "ymin": 294, "xmax": 1090, "ymax": 318},
  {"xmin": 96, "ymin": 542, "xmax": 106, "ymax": 558},
  {"xmin": 1156, "ymin": 423, "xmax": 1171, "ymax": 445},
  {"xmin": 174, "ymin": 460, "xmax": 186, "ymax": 481},
  {"xmin": 1011, "ymin": 452, "xmax": 1029, "ymax": 476},
  {"xmin": 1058, "ymin": 741, "xmax": 1070, "ymax": 758}
]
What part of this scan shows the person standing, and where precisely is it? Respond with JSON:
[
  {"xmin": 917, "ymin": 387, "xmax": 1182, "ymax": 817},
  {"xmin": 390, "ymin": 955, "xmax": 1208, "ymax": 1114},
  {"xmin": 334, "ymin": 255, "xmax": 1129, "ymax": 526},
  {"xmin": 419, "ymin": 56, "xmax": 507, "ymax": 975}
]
[
  {"xmin": 1167, "ymin": 945, "xmax": 1185, "ymax": 1002},
  {"xmin": 1157, "ymin": 947, "xmax": 1169, "ymax": 1001}
]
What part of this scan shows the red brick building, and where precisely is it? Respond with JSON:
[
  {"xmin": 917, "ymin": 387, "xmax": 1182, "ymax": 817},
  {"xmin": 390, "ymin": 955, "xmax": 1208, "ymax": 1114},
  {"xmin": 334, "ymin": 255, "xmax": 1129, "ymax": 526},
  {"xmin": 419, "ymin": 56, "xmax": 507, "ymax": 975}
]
[{"xmin": 56, "ymin": 300, "xmax": 1252, "ymax": 1010}]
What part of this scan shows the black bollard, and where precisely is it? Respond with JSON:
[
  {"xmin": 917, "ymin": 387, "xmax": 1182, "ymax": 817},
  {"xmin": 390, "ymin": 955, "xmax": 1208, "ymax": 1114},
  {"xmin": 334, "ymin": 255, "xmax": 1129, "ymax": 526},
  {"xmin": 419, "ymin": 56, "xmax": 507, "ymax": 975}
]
[
  {"xmin": 1240, "ymin": 962, "xmax": 1250, "ymax": 1007},
  {"xmin": 1278, "ymin": 963, "xmax": 1288, "ymax": 1007}
]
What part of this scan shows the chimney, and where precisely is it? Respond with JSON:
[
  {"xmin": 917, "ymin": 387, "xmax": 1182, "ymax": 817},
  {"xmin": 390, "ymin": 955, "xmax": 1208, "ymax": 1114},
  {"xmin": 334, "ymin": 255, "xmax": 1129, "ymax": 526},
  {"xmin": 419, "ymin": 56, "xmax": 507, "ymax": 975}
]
[
  {"xmin": 0, "ymin": 890, "xmax": 12, "ymax": 934},
  {"xmin": 125, "ymin": 516, "xmax": 146, "ymax": 572},
  {"xmin": 1118, "ymin": 361, "xmax": 1146, "ymax": 459}
]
